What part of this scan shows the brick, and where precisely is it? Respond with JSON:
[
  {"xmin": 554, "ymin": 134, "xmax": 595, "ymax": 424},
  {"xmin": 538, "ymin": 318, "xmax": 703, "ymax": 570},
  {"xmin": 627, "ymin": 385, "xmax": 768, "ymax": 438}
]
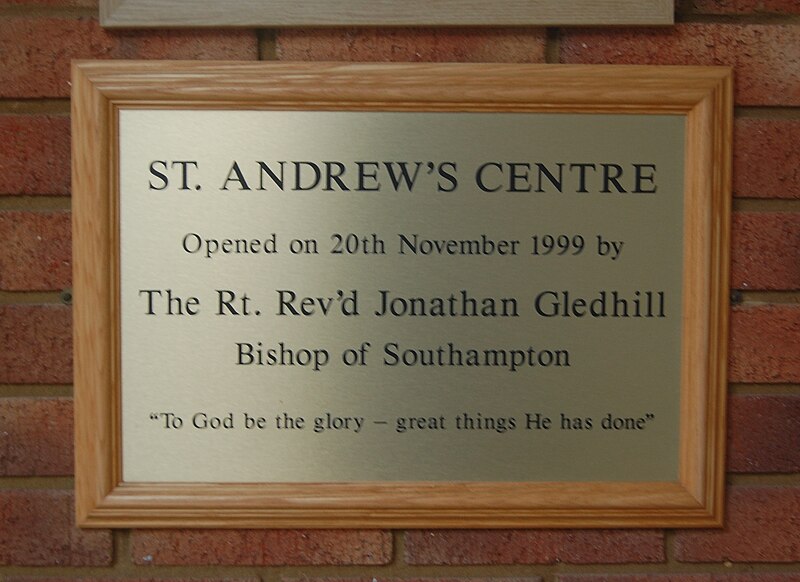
[
  {"xmin": 675, "ymin": 487, "xmax": 800, "ymax": 562},
  {"xmin": 557, "ymin": 577, "xmax": 701, "ymax": 582},
  {"xmin": 728, "ymin": 395, "xmax": 800, "ymax": 473},
  {"xmin": 689, "ymin": 0, "xmax": 800, "ymax": 14},
  {"xmin": 0, "ymin": 0, "xmax": 96, "ymax": 5},
  {"xmin": 0, "ymin": 17, "xmax": 257, "ymax": 98},
  {"xmin": 560, "ymin": 24, "xmax": 800, "ymax": 106},
  {"xmin": 0, "ymin": 212, "xmax": 71, "ymax": 291},
  {"xmin": 557, "ymin": 575, "xmax": 800, "ymax": 581},
  {"xmin": 9, "ymin": 579, "xmax": 259, "ymax": 582},
  {"xmin": 277, "ymin": 28, "xmax": 547, "ymax": 63},
  {"xmin": 729, "ymin": 305, "xmax": 800, "ymax": 383},
  {"xmin": 0, "ymin": 305, "xmax": 72, "ymax": 384},
  {"xmin": 734, "ymin": 119, "xmax": 800, "ymax": 199},
  {"xmin": 0, "ymin": 116, "xmax": 70, "ymax": 196},
  {"xmin": 0, "ymin": 490, "xmax": 112, "ymax": 566},
  {"xmin": 283, "ymin": 579, "xmax": 542, "ymax": 582},
  {"xmin": 131, "ymin": 529, "xmax": 392, "ymax": 565},
  {"xmin": 404, "ymin": 530, "xmax": 664, "ymax": 565},
  {"xmin": 731, "ymin": 213, "xmax": 800, "ymax": 290},
  {"xmin": 0, "ymin": 397, "xmax": 73, "ymax": 476}
]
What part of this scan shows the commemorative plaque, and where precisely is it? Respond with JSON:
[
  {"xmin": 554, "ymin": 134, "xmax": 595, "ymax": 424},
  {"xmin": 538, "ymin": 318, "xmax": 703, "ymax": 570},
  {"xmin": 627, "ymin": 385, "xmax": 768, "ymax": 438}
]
[
  {"xmin": 73, "ymin": 62, "xmax": 731, "ymax": 528},
  {"xmin": 100, "ymin": 0, "xmax": 674, "ymax": 27}
]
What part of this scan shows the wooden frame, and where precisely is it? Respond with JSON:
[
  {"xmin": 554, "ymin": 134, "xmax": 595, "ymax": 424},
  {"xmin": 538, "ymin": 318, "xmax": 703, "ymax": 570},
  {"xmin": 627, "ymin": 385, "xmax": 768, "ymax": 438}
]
[
  {"xmin": 73, "ymin": 62, "xmax": 731, "ymax": 528},
  {"xmin": 100, "ymin": 0, "xmax": 674, "ymax": 27}
]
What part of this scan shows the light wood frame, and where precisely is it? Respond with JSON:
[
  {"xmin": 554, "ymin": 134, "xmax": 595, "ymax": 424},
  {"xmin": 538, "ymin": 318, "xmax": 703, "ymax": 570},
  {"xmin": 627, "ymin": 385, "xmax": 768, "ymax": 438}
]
[
  {"xmin": 73, "ymin": 62, "xmax": 731, "ymax": 528},
  {"xmin": 100, "ymin": 0, "xmax": 674, "ymax": 27}
]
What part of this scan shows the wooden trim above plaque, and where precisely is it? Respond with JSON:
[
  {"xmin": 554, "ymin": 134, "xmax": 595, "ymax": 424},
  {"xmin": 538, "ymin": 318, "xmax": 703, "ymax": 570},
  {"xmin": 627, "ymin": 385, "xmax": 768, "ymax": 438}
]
[
  {"xmin": 100, "ymin": 0, "xmax": 674, "ymax": 27},
  {"xmin": 72, "ymin": 62, "xmax": 731, "ymax": 528}
]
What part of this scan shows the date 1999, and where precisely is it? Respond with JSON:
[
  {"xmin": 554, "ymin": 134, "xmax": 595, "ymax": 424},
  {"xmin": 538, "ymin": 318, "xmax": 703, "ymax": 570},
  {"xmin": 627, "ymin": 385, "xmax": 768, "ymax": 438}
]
[{"xmin": 531, "ymin": 234, "xmax": 585, "ymax": 256}]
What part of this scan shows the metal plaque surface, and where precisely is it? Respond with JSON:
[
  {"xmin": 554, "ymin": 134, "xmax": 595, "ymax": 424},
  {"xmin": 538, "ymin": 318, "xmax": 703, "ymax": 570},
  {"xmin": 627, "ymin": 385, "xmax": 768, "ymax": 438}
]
[{"xmin": 119, "ymin": 109, "xmax": 685, "ymax": 483}]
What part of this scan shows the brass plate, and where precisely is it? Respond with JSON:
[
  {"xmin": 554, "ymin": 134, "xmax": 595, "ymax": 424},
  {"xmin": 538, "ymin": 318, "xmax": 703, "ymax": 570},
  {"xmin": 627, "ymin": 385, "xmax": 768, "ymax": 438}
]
[{"xmin": 120, "ymin": 110, "xmax": 684, "ymax": 483}]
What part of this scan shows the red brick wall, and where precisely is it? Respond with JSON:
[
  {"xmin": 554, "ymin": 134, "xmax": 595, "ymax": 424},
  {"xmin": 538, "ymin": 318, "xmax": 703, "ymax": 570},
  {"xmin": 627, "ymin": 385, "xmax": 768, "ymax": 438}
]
[{"xmin": 1, "ymin": 1, "xmax": 798, "ymax": 581}]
